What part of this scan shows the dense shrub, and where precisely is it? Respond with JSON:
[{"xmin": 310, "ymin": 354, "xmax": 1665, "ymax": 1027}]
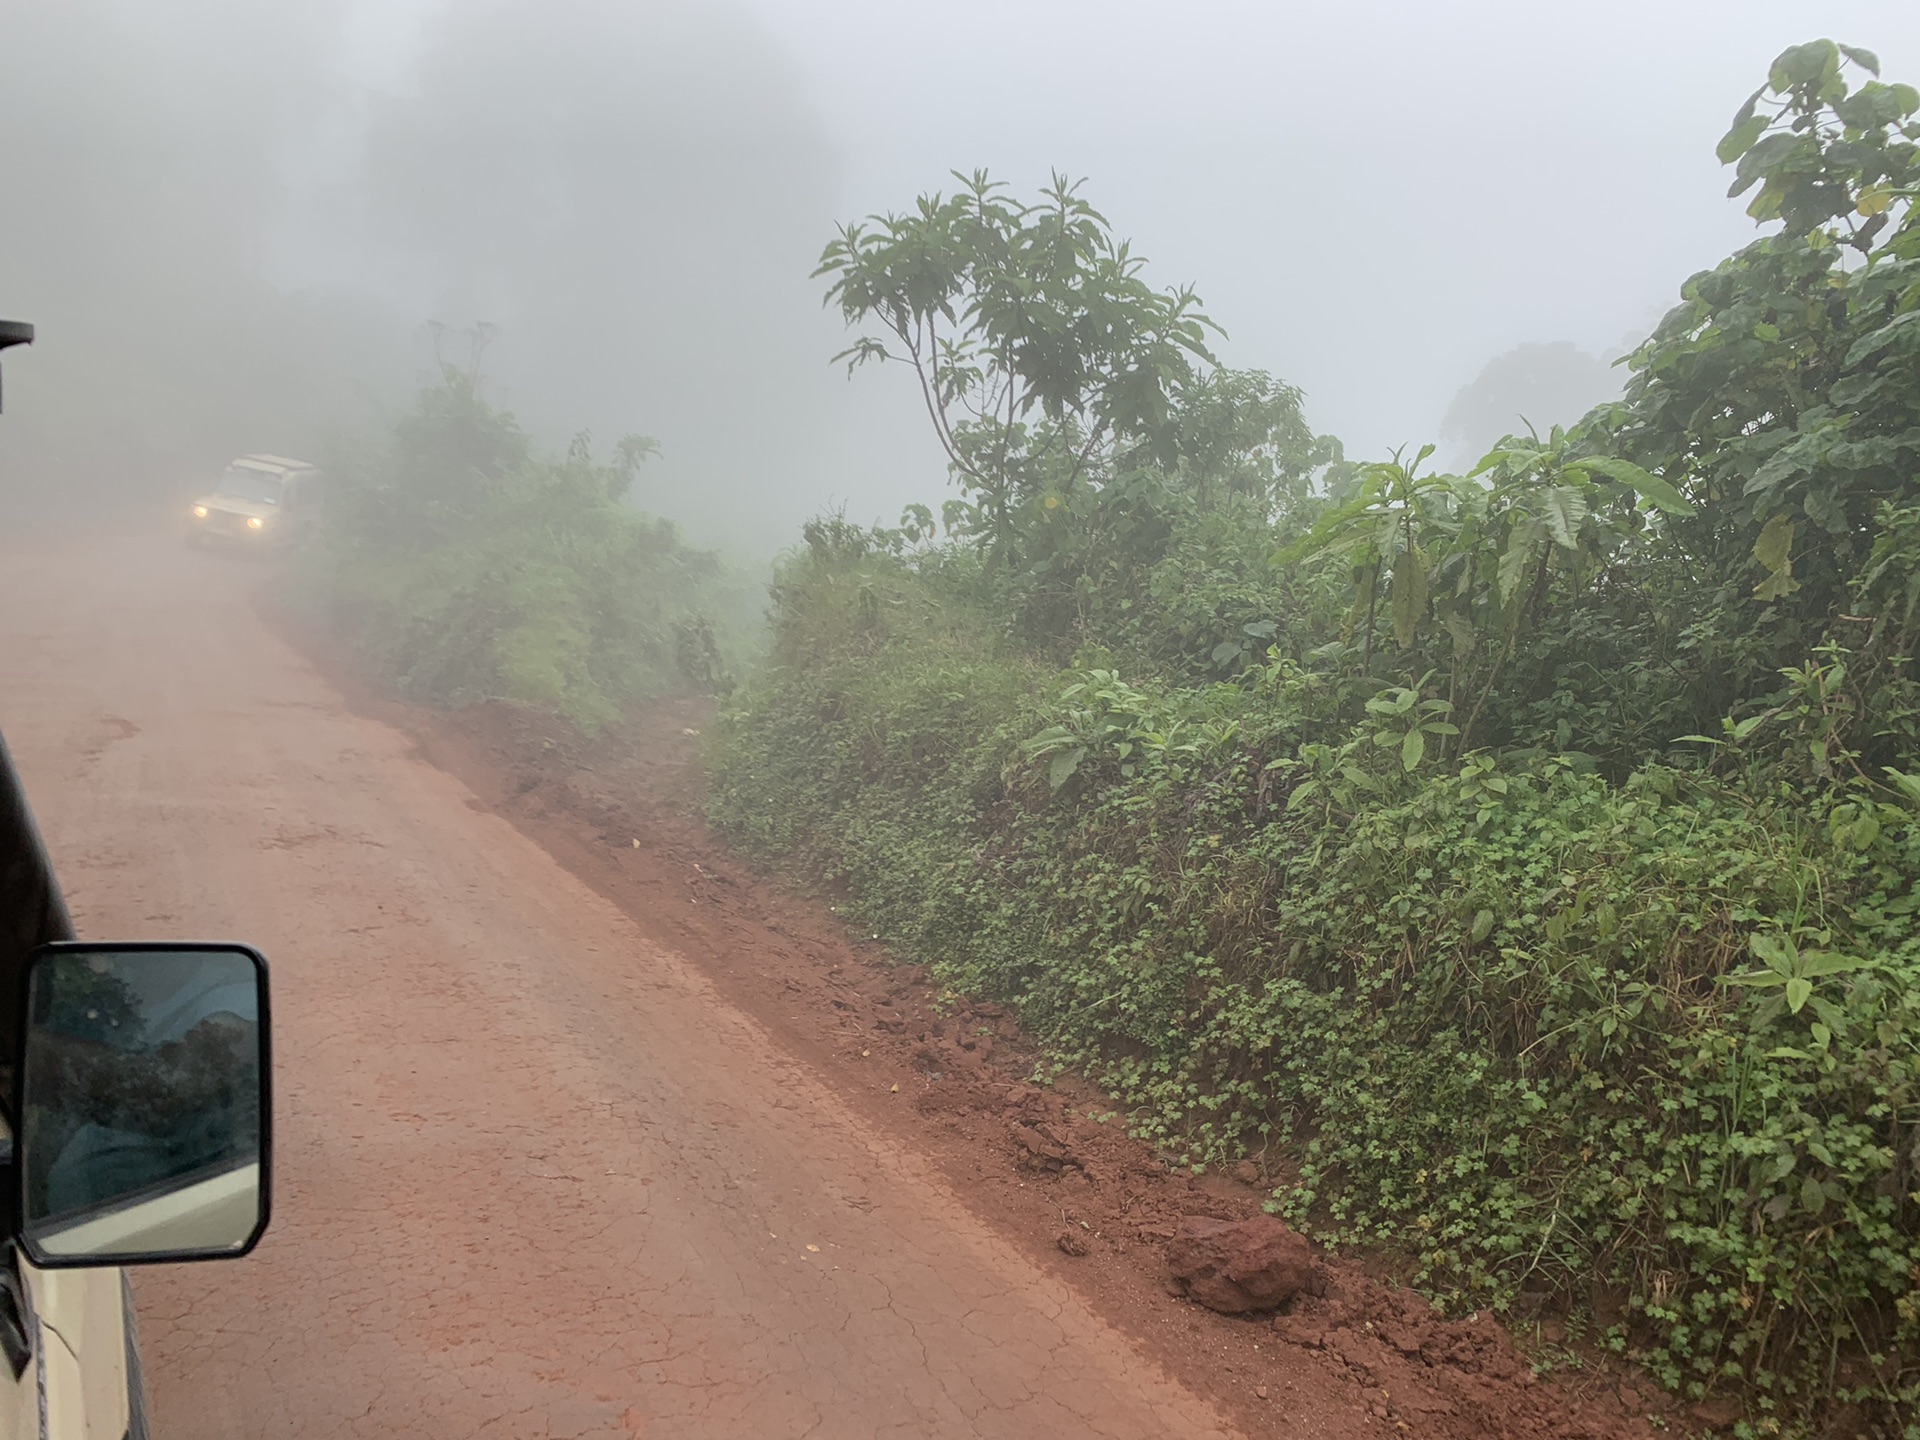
[
  {"xmin": 711, "ymin": 549, "xmax": 1920, "ymax": 1428},
  {"xmin": 299, "ymin": 372, "xmax": 739, "ymax": 730},
  {"xmin": 713, "ymin": 42, "xmax": 1920, "ymax": 1432}
]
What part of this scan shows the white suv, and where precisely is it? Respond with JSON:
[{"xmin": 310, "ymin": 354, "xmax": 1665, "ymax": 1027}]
[{"xmin": 185, "ymin": 454, "xmax": 325, "ymax": 551}]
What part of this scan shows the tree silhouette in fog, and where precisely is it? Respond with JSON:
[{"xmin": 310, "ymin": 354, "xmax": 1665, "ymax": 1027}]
[
  {"xmin": 1440, "ymin": 341, "xmax": 1620, "ymax": 463},
  {"xmin": 362, "ymin": 0, "xmax": 845, "ymax": 536}
]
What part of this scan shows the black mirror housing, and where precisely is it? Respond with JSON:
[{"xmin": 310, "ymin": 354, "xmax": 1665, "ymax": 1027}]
[
  {"xmin": 0, "ymin": 320, "xmax": 31, "ymax": 415},
  {"xmin": 13, "ymin": 942, "xmax": 271, "ymax": 1268}
]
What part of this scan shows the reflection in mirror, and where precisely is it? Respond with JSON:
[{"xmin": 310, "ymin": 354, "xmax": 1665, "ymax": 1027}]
[{"xmin": 18, "ymin": 945, "xmax": 267, "ymax": 1265}]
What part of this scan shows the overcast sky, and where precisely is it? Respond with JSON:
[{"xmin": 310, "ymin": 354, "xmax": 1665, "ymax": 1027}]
[
  {"xmin": 348, "ymin": 0, "xmax": 1920, "ymax": 540},
  {"xmin": 11, "ymin": 0, "xmax": 1920, "ymax": 552},
  {"xmin": 739, "ymin": 0, "xmax": 1920, "ymax": 453}
]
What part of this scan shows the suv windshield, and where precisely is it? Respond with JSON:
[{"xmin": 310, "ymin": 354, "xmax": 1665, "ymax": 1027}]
[{"xmin": 216, "ymin": 469, "xmax": 283, "ymax": 506}]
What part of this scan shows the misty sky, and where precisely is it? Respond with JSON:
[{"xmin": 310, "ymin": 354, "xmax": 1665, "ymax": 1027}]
[
  {"xmin": 8, "ymin": 0, "xmax": 1920, "ymax": 553},
  {"xmin": 741, "ymin": 0, "xmax": 1920, "ymax": 466}
]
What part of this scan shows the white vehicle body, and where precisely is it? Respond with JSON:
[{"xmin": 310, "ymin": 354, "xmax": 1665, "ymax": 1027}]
[
  {"xmin": 186, "ymin": 453, "xmax": 325, "ymax": 550},
  {"xmin": 0, "ymin": 1114, "xmax": 140, "ymax": 1440}
]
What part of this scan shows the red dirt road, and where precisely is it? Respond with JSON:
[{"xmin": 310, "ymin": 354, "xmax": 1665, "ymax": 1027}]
[{"xmin": 0, "ymin": 536, "xmax": 1247, "ymax": 1438}]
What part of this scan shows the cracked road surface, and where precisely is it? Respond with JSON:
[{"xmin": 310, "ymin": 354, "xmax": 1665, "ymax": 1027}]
[{"xmin": 0, "ymin": 535, "xmax": 1242, "ymax": 1440}]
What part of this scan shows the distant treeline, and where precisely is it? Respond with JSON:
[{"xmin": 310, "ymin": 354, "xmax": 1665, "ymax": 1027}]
[{"xmin": 298, "ymin": 371, "xmax": 742, "ymax": 731}]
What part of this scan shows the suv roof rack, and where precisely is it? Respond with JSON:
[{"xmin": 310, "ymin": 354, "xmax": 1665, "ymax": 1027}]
[{"xmin": 231, "ymin": 454, "xmax": 317, "ymax": 475}]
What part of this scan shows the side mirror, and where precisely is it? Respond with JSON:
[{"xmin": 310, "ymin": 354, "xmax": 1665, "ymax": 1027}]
[{"xmin": 13, "ymin": 943, "xmax": 270, "ymax": 1268}]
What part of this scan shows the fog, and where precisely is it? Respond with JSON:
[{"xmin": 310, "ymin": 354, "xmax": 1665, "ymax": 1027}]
[{"xmin": 5, "ymin": 0, "xmax": 1919, "ymax": 551}]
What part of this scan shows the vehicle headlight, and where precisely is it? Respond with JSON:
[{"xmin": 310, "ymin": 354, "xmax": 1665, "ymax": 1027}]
[
  {"xmin": 192, "ymin": 505, "xmax": 209, "ymax": 519},
  {"xmin": 246, "ymin": 515, "xmax": 265, "ymax": 530}
]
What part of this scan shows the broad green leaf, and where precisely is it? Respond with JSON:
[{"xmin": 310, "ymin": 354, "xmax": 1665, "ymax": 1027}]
[
  {"xmin": 1785, "ymin": 975, "xmax": 1813, "ymax": 1014},
  {"xmin": 1716, "ymin": 113, "xmax": 1768, "ymax": 164},
  {"xmin": 1754, "ymin": 567, "xmax": 1801, "ymax": 602},
  {"xmin": 1734, "ymin": 131, "xmax": 1802, "ymax": 187},
  {"xmin": 1744, "ymin": 441, "xmax": 1812, "ymax": 498},
  {"xmin": 1803, "ymin": 486, "xmax": 1850, "ymax": 537},
  {"xmin": 1369, "ymin": 687, "xmax": 1418, "ymax": 717},
  {"xmin": 1799, "ymin": 1174, "xmax": 1825, "ymax": 1215},
  {"xmin": 1390, "ymin": 570, "xmax": 1416, "ymax": 649},
  {"xmin": 1752, "ymin": 514, "xmax": 1799, "ymax": 601},
  {"xmin": 1571, "ymin": 456, "xmax": 1690, "ymax": 514},
  {"xmin": 1048, "ymin": 746, "xmax": 1087, "ymax": 790},
  {"xmin": 1770, "ymin": 40, "xmax": 1839, "ymax": 92},
  {"xmin": 1340, "ymin": 763, "xmax": 1382, "ymax": 793},
  {"xmin": 1470, "ymin": 908, "xmax": 1495, "ymax": 943},
  {"xmin": 1800, "ymin": 950, "xmax": 1872, "ymax": 977},
  {"xmin": 1540, "ymin": 486, "xmax": 1588, "ymax": 550},
  {"xmin": 1024, "ymin": 725, "xmax": 1076, "ymax": 752},
  {"xmin": 1390, "ymin": 546, "xmax": 1427, "ymax": 649},
  {"xmin": 1844, "ymin": 310, "xmax": 1920, "ymax": 368},
  {"xmin": 1839, "ymin": 43, "xmax": 1881, "ymax": 75},
  {"xmin": 1751, "ymin": 932, "xmax": 1797, "ymax": 973},
  {"xmin": 1883, "ymin": 768, "xmax": 1920, "ymax": 806},
  {"xmin": 1401, "ymin": 727, "xmax": 1425, "ymax": 772},
  {"xmin": 1270, "ymin": 484, "xmax": 1381, "ymax": 566},
  {"xmin": 1809, "ymin": 996, "xmax": 1849, "ymax": 1031},
  {"xmin": 1497, "ymin": 534, "xmax": 1538, "ymax": 605},
  {"xmin": 1441, "ymin": 609, "xmax": 1478, "ymax": 658},
  {"xmin": 1836, "ymin": 85, "xmax": 1902, "ymax": 129},
  {"xmin": 1746, "ymin": 180, "xmax": 1785, "ymax": 223}
]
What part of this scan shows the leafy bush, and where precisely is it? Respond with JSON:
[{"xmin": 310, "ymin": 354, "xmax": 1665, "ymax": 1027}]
[
  {"xmin": 712, "ymin": 40, "xmax": 1920, "ymax": 1432},
  {"xmin": 300, "ymin": 372, "xmax": 739, "ymax": 730},
  {"xmin": 712, "ymin": 549, "xmax": 1920, "ymax": 1427}
]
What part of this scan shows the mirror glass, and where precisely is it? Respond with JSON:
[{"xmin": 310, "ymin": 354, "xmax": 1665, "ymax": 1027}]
[{"xmin": 17, "ymin": 945, "xmax": 267, "ymax": 1265}]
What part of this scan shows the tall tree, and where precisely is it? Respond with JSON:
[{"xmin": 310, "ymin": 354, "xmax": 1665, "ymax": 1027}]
[
  {"xmin": 1439, "ymin": 342, "xmax": 1621, "ymax": 464},
  {"xmin": 817, "ymin": 171, "xmax": 1220, "ymax": 564}
]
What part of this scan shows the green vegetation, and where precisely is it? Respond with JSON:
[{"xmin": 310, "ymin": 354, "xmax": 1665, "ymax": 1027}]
[
  {"xmin": 299, "ymin": 372, "xmax": 739, "ymax": 731},
  {"xmin": 710, "ymin": 43, "xmax": 1920, "ymax": 1431}
]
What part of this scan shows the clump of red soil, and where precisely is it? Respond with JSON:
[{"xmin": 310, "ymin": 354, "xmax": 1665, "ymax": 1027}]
[
  {"xmin": 1168, "ymin": 1215, "xmax": 1321, "ymax": 1314},
  {"xmin": 1273, "ymin": 1272, "xmax": 1623, "ymax": 1431}
]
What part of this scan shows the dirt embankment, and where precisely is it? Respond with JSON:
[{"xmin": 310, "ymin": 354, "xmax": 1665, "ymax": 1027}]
[{"xmin": 349, "ymin": 674, "xmax": 1677, "ymax": 1440}]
